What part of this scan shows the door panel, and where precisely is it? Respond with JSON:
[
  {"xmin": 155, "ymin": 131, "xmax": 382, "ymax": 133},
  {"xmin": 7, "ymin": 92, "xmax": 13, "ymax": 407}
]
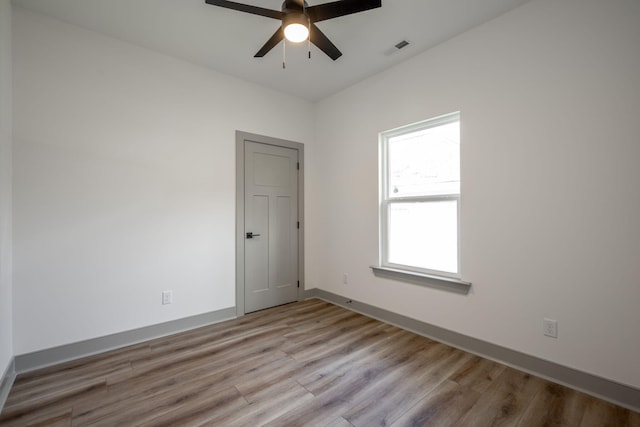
[
  {"xmin": 274, "ymin": 195, "xmax": 293, "ymax": 289},
  {"xmin": 253, "ymin": 152, "xmax": 290, "ymax": 187},
  {"xmin": 246, "ymin": 195, "xmax": 269, "ymax": 293},
  {"xmin": 244, "ymin": 141, "xmax": 298, "ymax": 313}
]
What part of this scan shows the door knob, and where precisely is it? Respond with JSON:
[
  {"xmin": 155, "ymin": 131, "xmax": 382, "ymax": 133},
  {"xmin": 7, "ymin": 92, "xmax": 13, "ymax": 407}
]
[{"xmin": 246, "ymin": 232, "xmax": 261, "ymax": 239}]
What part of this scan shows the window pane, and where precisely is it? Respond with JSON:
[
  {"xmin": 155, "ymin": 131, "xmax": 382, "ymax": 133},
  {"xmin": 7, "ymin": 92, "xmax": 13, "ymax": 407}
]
[
  {"xmin": 388, "ymin": 200, "xmax": 458, "ymax": 273},
  {"xmin": 388, "ymin": 121, "xmax": 459, "ymax": 198}
]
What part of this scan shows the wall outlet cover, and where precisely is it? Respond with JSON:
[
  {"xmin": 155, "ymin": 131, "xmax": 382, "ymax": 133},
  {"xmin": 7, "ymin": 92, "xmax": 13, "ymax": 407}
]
[
  {"xmin": 543, "ymin": 318, "xmax": 558, "ymax": 338},
  {"xmin": 162, "ymin": 290, "xmax": 173, "ymax": 305}
]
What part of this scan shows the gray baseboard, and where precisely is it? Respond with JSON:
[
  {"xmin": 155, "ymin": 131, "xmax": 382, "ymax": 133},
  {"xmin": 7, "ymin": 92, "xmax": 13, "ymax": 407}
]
[
  {"xmin": 15, "ymin": 307, "xmax": 237, "ymax": 374},
  {"xmin": 0, "ymin": 357, "xmax": 16, "ymax": 414},
  {"xmin": 304, "ymin": 288, "xmax": 640, "ymax": 412}
]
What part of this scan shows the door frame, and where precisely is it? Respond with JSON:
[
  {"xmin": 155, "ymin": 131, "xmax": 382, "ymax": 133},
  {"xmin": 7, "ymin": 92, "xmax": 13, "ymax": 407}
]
[{"xmin": 235, "ymin": 131, "xmax": 305, "ymax": 317}]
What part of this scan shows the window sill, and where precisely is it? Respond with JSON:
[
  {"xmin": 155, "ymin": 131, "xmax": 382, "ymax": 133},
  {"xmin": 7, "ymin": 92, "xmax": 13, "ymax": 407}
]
[{"xmin": 370, "ymin": 266, "xmax": 471, "ymax": 294}]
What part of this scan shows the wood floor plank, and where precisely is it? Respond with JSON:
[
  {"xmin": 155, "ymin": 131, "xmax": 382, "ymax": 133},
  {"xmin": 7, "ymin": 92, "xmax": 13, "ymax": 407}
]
[
  {"xmin": 26, "ymin": 410, "xmax": 72, "ymax": 427},
  {"xmin": 0, "ymin": 378, "xmax": 106, "ymax": 425},
  {"xmin": 72, "ymin": 350, "xmax": 289, "ymax": 425},
  {"xmin": 5, "ymin": 360, "xmax": 130, "ymax": 409},
  {"xmin": 390, "ymin": 379, "xmax": 482, "ymax": 427},
  {"xmin": 517, "ymin": 383, "xmax": 589, "ymax": 426},
  {"xmin": 457, "ymin": 367, "xmax": 546, "ymax": 426},
  {"xmin": 106, "ymin": 325, "xmax": 293, "ymax": 387},
  {"xmin": 1, "ymin": 300, "xmax": 637, "ymax": 427},
  {"xmin": 128, "ymin": 385, "xmax": 247, "ymax": 427},
  {"xmin": 343, "ymin": 339, "xmax": 474, "ymax": 427},
  {"xmin": 0, "ymin": 406, "xmax": 73, "ymax": 427},
  {"xmin": 295, "ymin": 328, "xmax": 421, "ymax": 395},
  {"xmin": 217, "ymin": 380, "xmax": 315, "ymax": 427},
  {"xmin": 247, "ymin": 324, "xmax": 403, "ymax": 399},
  {"xmin": 283, "ymin": 311, "xmax": 368, "ymax": 344},
  {"xmin": 449, "ymin": 355, "xmax": 507, "ymax": 394},
  {"xmin": 275, "ymin": 334, "xmax": 460, "ymax": 426},
  {"xmin": 10, "ymin": 343, "xmax": 149, "ymax": 399},
  {"xmin": 263, "ymin": 367, "xmax": 382, "ymax": 426},
  {"xmin": 281, "ymin": 316, "xmax": 381, "ymax": 362},
  {"xmin": 579, "ymin": 395, "xmax": 640, "ymax": 427},
  {"xmin": 325, "ymin": 417, "xmax": 356, "ymax": 427}
]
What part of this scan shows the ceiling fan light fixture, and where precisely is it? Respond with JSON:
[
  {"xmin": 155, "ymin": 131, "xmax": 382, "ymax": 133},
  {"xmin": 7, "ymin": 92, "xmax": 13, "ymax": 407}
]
[
  {"xmin": 283, "ymin": 13, "xmax": 309, "ymax": 43},
  {"xmin": 284, "ymin": 23, "xmax": 309, "ymax": 43}
]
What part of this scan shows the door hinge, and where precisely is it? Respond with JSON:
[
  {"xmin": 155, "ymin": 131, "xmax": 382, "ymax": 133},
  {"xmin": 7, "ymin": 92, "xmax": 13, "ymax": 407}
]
[
  {"xmin": 297, "ymin": 162, "xmax": 299, "ymax": 170},
  {"xmin": 297, "ymin": 281, "xmax": 300, "ymax": 288},
  {"xmin": 297, "ymin": 221, "xmax": 300, "ymax": 229}
]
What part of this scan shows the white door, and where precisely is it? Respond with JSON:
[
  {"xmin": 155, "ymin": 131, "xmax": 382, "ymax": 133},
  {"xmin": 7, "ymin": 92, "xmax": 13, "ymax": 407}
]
[{"xmin": 244, "ymin": 141, "xmax": 299, "ymax": 313}]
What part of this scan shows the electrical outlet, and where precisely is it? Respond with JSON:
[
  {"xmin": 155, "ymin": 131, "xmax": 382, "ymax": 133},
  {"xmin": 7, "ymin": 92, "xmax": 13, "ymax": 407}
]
[
  {"xmin": 162, "ymin": 290, "xmax": 173, "ymax": 305},
  {"xmin": 343, "ymin": 273, "xmax": 348, "ymax": 285},
  {"xmin": 543, "ymin": 318, "xmax": 558, "ymax": 338}
]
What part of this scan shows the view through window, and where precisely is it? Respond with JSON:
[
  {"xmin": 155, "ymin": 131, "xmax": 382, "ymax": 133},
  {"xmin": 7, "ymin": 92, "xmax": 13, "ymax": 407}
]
[{"xmin": 380, "ymin": 112, "xmax": 460, "ymax": 276}]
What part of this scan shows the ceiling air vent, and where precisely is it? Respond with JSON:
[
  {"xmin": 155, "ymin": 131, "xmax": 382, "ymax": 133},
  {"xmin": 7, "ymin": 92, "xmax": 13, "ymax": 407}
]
[{"xmin": 384, "ymin": 39, "xmax": 411, "ymax": 56}]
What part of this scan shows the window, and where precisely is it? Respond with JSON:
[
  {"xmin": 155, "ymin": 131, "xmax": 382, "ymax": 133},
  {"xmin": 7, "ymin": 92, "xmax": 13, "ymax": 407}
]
[{"xmin": 379, "ymin": 112, "xmax": 461, "ymax": 278}]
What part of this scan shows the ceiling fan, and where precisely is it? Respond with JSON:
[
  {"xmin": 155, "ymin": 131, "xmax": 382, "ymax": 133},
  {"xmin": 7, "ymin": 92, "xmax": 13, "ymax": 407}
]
[{"xmin": 204, "ymin": 0, "xmax": 382, "ymax": 61}]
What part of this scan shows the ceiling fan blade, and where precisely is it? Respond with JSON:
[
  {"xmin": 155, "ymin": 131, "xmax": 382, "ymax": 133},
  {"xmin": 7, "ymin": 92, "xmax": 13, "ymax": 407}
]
[
  {"xmin": 254, "ymin": 26, "xmax": 285, "ymax": 58},
  {"xmin": 204, "ymin": 0, "xmax": 284, "ymax": 20},
  {"xmin": 306, "ymin": 0, "xmax": 381, "ymax": 23},
  {"xmin": 310, "ymin": 23, "xmax": 342, "ymax": 60}
]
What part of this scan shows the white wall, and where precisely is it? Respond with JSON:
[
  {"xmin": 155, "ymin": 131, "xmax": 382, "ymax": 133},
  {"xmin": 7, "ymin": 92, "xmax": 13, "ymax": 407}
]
[
  {"xmin": 0, "ymin": 0, "xmax": 13, "ymax": 374},
  {"xmin": 313, "ymin": 0, "xmax": 640, "ymax": 389},
  {"xmin": 12, "ymin": 7, "xmax": 315, "ymax": 355}
]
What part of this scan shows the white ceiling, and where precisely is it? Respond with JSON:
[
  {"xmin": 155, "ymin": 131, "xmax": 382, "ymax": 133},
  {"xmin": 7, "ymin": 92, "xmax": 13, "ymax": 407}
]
[{"xmin": 12, "ymin": 0, "xmax": 531, "ymax": 101}]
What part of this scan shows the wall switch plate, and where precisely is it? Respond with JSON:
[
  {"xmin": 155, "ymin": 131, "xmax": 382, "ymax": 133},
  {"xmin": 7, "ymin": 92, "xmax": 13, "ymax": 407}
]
[
  {"xmin": 343, "ymin": 273, "xmax": 348, "ymax": 285},
  {"xmin": 543, "ymin": 318, "xmax": 558, "ymax": 338},
  {"xmin": 162, "ymin": 290, "xmax": 173, "ymax": 305}
]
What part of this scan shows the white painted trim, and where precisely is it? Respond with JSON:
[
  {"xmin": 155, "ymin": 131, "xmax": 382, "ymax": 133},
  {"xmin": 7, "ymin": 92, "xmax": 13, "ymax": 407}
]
[
  {"xmin": 370, "ymin": 265, "xmax": 471, "ymax": 293},
  {"xmin": 304, "ymin": 289, "xmax": 640, "ymax": 413},
  {"xmin": 378, "ymin": 112, "xmax": 462, "ymax": 279}
]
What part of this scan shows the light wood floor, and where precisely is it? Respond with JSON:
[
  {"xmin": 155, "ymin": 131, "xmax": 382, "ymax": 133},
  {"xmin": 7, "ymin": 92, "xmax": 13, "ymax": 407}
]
[{"xmin": 1, "ymin": 299, "xmax": 638, "ymax": 426}]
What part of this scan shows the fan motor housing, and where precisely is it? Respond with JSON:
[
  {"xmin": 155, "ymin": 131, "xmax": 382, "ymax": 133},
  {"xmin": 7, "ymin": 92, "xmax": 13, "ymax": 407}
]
[{"xmin": 282, "ymin": 1, "xmax": 309, "ymax": 13}]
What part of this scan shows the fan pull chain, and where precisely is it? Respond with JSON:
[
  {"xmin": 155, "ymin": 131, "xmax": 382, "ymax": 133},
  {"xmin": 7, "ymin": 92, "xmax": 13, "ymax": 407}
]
[
  {"xmin": 282, "ymin": 38, "xmax": 286, "ymax": 69},
  {"xmin": 308, "ymin": 17, "xmax": 311, "ymax": 59}
]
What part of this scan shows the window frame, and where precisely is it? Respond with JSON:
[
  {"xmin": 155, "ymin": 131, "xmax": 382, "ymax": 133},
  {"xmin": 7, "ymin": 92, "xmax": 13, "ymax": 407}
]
[{"xmin": 379, "ymin": 112, "xmax": 462, "ymax": 280}]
